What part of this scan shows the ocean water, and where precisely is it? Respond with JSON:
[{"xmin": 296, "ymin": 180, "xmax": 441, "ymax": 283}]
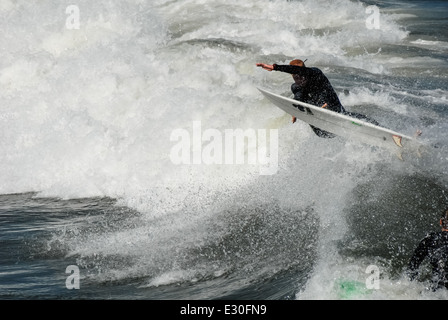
[{"xmin": 1, "ymin": 0, "xmax": 448, "ymax": 301}]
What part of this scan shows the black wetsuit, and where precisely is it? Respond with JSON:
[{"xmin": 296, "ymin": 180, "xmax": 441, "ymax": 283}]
[
  {"xmin": 407, "ymin": 231, "xmax": 448, "ymax": 290},
  {"xmin": 273, "ymin": 64, "xmax": 379, "ymax": 137},
  {"xmin": 273, "ymin": 64, "xmax": 345, "ymax": 113}
]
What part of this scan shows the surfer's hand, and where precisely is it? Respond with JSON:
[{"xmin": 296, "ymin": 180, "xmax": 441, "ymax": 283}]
[
  {"xmin": 256, "ymin": 63, "xmax": 274, "ymax": 71},
  {"xmin": 292, "ymin": 116, "xmax": 296, "ymax": 124},
  {"xmin": 321, "ymin": 103, "xmax": 328, "ymax": 109}
]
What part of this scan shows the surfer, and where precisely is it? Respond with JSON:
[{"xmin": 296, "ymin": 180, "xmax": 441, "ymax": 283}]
[
  {"xmin": 256, "ymin": 59, "xmax": 379, "ymax": 138},
  {"xmin": 407, "ymin": 207, "xmax": 448, "ymax": 291}
]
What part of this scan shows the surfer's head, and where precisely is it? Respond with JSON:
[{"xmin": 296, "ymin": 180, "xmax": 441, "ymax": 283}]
[
  {"xmin": 290, "ymin": 59, "xmax": 306, "ymax": 67},
  {"xmin": 440, "ymin": 207, "xmax": 448, "ymax": 230},
  {"xmin": 290, "ymin": 59, "xmax": 307, "ymax": 86}
]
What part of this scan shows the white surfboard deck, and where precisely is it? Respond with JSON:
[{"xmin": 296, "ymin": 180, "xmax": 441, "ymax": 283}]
[{"xmin": 258, "ymin": 87, "xmax": 420, "ymax": 152}]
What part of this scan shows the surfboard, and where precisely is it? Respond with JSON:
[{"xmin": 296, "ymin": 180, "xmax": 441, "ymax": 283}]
[{"xmin": 258, "ymin": 87, "xmax": 421, "ymax": 152}]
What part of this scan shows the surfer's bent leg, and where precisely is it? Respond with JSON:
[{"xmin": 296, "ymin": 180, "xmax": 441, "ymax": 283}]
[
  {"xmin": 310, "ymin": 125, "xmax": 336, "ymax": 139},
  {"xmin": 291, "ymin": 83, "xmax": 305, "ymax": 112}
]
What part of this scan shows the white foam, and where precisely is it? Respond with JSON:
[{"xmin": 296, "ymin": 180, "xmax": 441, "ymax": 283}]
[
  {"xmin": 411, "ymin": 39, "xmax": 448, "ymax": 50},
  {"xmin": 0, "ymin": 0, "xmax": 414, "ymax": 199}
]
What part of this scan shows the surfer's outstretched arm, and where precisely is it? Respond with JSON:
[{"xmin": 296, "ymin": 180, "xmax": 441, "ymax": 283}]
[
  {"xmin": 256, "ymin": 63, "xmax": 274, "ymax": 71},
  {"xmin": 257, "ymin": 62, "xmax": 314, "ymax": 76}
]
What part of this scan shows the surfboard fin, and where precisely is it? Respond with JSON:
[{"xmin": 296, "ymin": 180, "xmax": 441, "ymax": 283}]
[{"xmin": 392, "ymin": 135, "xmax": 403, "ymax": 148}]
